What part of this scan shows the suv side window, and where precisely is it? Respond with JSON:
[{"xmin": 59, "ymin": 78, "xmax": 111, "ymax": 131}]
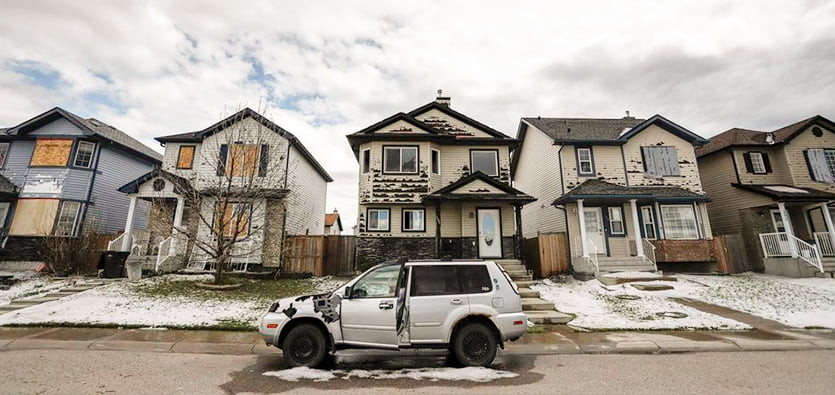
[
  {"xmin": 410, "ymin": 265, "xmax": 460, "ymax": 296},
  {"xmin": 351, "ymin": 264, "xmax": 401, "ymax": 298},
  {"xmin": 458, "ymin": 265, "xmax": 492, "ymax": 294}
]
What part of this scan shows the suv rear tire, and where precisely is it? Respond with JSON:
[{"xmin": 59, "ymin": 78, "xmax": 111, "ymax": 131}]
[
  {"xmin": 282, "ymin": 324, "xmax": 328, "ymax": 368},
  {"xmin": 451, "ymin": 322, "xmax": 498, "ymax": 367}
]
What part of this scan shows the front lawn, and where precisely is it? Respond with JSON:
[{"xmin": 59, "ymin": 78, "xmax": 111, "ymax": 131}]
[{"xmin": 0, "ymin": 274, "xmax": 347, "ymax": 330}]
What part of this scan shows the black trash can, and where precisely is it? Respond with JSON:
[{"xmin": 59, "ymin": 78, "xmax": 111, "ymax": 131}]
[{"xmin": 102, "ymin": 251, "xmax": 129, "ymax": 278}]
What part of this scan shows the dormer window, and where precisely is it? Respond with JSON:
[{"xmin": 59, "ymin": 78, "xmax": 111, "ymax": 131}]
[
  {"xmin": 576, "ymin": 147, "xmax": 595, "ymax": 176},
  {"xmin": 383, "ymin": 146, "xmax": 418, "ymax": 174},
  {"xmin": 470, "ymin": 149, "xmax": 498, "ymax": 176}
]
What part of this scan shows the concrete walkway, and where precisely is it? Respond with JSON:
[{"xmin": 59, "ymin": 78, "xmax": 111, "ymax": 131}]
[{"xmin": 1, "ymin": 325, "xmax": 833, "ymax": 356}]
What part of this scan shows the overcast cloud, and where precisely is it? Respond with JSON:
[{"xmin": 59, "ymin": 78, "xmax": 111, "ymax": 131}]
[{"xmin": 1, "ymin": 0, "xmax": 834, "ymax": 231}]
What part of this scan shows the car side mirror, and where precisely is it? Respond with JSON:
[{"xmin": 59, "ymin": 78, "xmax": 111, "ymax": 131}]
[{"xmin": 344, "ymin": 286, "xmax": 352, "ymax": 299}]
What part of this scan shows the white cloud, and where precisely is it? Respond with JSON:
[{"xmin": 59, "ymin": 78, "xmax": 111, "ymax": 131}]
[{"xmin": 1, "ymin": 0, "xmax": 834, "ymax": 230}]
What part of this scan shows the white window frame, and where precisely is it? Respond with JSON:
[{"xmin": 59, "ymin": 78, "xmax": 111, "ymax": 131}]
[
  {"xmin": 659, "ymin": 204, "xmax": 700, "ymax": 240},
  {"xmin": 577, "ymin": 147, "xmax": 594, "ymax": 176},
  {"xmin": 367, "ymin": 208, "xmax": 390, "ymax": 232},
  {"xmin": 73, "ymin": 141, "xmax": 96, "ymax": 169},
  {"xmin": 470, "ymin": 150, "xmax": 499, "ymax": 176},
  {"xmin": 361, "ymin": 148, "xmax": 371, "ymax": 174},
  {"xmin": 0, "ymin": 142, "xmax": 9, "ymax": 168},
  {"xmin": 383, "ymin": 146, "xmax": 418, "ymax": 174},
  {"xmin": 825, "ymin": 149, "xmax": 835, "ymax": 181},
  {"xmin": 607, "ymin": 206, "xmax": 624, "ymax": 235},
  {"xmin": 431, "ymin": 149, "xmax": 440, "ymax": 175},
  {"xmin": 770, "ymin": 209, "xmax": 786, "ymax": 233},
  {"xmin": 402, "ymin": 208, "xmax": 426, "ymax": 232},
  {"xmin": 640, "ymin": 206, "xmax": 656, "ymax": 239},
  {"xmin": 750, "ymin": 152, "xmax": 767, "ymax": 174},
  {"xmin": 54, "ymin": 201, "xmax": 81, "ymax": 237}
]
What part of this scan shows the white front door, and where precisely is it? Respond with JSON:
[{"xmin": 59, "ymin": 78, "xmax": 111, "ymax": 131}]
[
  {"xmin": 583, "ymin": 207, "xmax": 606, "ymax": 255},
  {"xmin": 477, "ymin": 208, "xmax": 502, "ymax": 258}
]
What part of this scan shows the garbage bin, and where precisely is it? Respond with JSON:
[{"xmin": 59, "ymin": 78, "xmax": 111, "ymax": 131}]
[
  {"xmin": 102, "ymin": 251, "xmax": 129, "ymax": 278},
  {"xmin": 125, "ymin": 261, "xmax": 143, "ymax": 281}
]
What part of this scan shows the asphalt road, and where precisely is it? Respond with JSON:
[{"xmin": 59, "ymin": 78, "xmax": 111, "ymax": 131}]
[{"xmin": 1, "ymin": 349, "xmax": 833, "ymax": 394}]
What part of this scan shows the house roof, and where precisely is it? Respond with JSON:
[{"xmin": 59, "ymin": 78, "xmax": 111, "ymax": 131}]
[
  {"xmin": 696, "ymin": 115, "xmax": 835, "ymax": 158},
  {"xmin": 346, "ymin": 100, "xmax": 516, "ymax": 155},
  {"xmin": 155, "ymin": 108, "xmax": 333, "ymax": 182},
  {"xmin": 4, "ymin": 107, "xmax": 162, "ymax": 163},
  {"xmin": 324, "ymin": 213, "xmax": 343, "ymax": 231},
  {"xmin": 421, "ymin": 171, "xmax": 536, "ymax": 204},
  {"xmin": 552, "ymin": 179, "xmax": 708, "ymax": 205},
  {"xmin": 731, "ymin": 183, "xmax": 835, "ymax": 202}
]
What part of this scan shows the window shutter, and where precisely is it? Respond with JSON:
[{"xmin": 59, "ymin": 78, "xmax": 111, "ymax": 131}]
[
  {"xmin": 642, "ymin": 147, "xmax": 656, "ymax": 175},
  {"xmin": 806, "ymin": 149, "xmax": 833, "ymax": 182},
  {"xmin": 742, "ymin": 152, "xmax": 754, "ymax": 173},
  {"xmin": 217, "ymin": 144, "xmax": 228, "ymax": 176},
  {"xmin": 761, "ymin": 153, "xmax": 772, "ymax": 173},
  {"xmin": 665, "ymin": 147, "xmax": 680, "ymax": 176},
  {"xmin": 258, "ymin": 144, "xmax": 269, "ymax": 177}
]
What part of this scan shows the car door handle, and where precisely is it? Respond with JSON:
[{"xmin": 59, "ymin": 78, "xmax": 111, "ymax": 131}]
[
  {"xmin": 378, "ymin": 301, "xmax": 394, "ymax": 310},
  {"xmin": 450, "ymin": 298, "xmax": 464, "ymax": 305}
]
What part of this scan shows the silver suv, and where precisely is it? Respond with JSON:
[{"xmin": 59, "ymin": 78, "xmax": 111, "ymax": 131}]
[{"xmin": 259, "ymin": 260, "xmax": 527, "ymax": 368}]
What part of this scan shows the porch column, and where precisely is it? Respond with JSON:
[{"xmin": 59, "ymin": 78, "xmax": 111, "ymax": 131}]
[
  {"xmin": 514, "ymin": 204, "xmax": 526, "ymax": 268},
  {"xmin": 777, "ymin": 202, "xmax": 797, "ymax": 257},
  {"xmin": 435, "ymin": 202, "xmax": 441, "ymax": 257},
  {"xmin": 120, "ymin": 196, "xmax": 137, "ymax": 251},
  {"xmin": 820, "ymin": 202, "xmax": 835, "ymax": 252},
  {"xmin": 630, "ymin": 199, "xmax": 644, "ymax": 257},
  {"xmin": 577, "ymin": 199, "xmax": 588, "ymax": 257},
  {"xmin": 171, "ymin": 197, "xmax": 185, "ymax": 255}
]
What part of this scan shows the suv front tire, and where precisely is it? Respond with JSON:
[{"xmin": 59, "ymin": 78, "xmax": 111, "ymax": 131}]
[
  {"xmin": 451, "ymin": 322, "xmax": 498, "ymax": 367},
  {"xmin": 282, "ymin": 324, "xmax": 328, "ymax": 368}
]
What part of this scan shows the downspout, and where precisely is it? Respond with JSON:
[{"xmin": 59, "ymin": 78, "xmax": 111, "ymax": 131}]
[{"xmin": 277, "ymin": 137, "xmax": 293, "ymax": 272}]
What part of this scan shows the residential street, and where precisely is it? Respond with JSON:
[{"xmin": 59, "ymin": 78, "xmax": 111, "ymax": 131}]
[{"xmin": 1, "ymin": 348, "xmax": 832, "ymax": 394}]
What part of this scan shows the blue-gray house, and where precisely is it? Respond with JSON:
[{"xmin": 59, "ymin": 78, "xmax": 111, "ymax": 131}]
[{"xmin": 0, "ymin": 107, "xmax": 162, "ymax": 261}]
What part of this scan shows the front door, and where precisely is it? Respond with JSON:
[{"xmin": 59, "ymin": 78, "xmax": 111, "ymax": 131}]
[
  {"xmin": 770, "ymin": 209, "xmax": 791, "ymax": 255},
  {"xmin": 583, "ymin": 207, "xmax": 606, "ymax": 255},
  {"xmin": 340, "ymin": 264, "xmax": 401, "ymax": 348},
  {"xmin": 477, "ymin": 208, "xmax": 502, "ymax": 258}
]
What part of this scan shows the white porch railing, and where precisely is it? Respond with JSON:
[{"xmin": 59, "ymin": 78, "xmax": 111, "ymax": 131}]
[
  {"xmin": 155, "ymin": 236, "xmax": 175, "ymax": 271},
  {"xmin": 586, "ymin": 237, "xmax": 600, "ymax": 275},
  {"xmin": 759, "ymin": 232, "xmax": 823, "ymax": 273},
  {"xmin": 107, "ymin": 233, "xmax": 131, "ymax": 252},
  {"xmin": 814, "ymin": 232, "xmax": 835, "ymax": 257},
  {"xmin": 792, "ymin": 234, "xmax": 823, "ymax": 272},
  {"xmin": 642, "ymin": 239, "xmax": 658, "ymax": 270}
]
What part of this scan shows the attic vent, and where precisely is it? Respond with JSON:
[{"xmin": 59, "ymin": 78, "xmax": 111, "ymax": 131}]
[{"xmin": 812, "ymin": 126, "xmax": 823, "ymax": 137}]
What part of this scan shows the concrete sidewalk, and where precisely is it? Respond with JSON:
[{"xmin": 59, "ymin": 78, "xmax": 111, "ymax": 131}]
[{"xmin": 2, "ymin": 325, "xmax": 833, "ymax": 356}]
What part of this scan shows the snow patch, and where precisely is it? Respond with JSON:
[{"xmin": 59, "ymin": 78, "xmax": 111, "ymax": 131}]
[
  {"xmin": 263, "ymin": 367, "xmax": 518, "ymax": 382},
  {"xmin": 263, "ymin": 367, "xmax": 336, "ymax": 382}
]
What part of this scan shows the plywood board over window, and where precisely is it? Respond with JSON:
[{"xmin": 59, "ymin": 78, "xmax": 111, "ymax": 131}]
[
  {"xmin": 8, "ymin": 199, "xmax": 60, "ymax": 236},
  {"xmin": 216, "ymin": 202, "xmax": 251, "ymax": 237},
  {"xmin": 177, "ymin": 145, "xmax": 196, "ymax": 169},
  {"xmin": 30, "ymin": 139, "xmax": 73, "ymax": 167},
  {"xmin": 227, "ymin": 144, "xmax": 259, "ymax": 177}
]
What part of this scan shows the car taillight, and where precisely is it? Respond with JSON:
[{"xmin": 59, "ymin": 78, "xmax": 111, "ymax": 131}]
[
  {"xmin": 513, "ymin": 320, "xmax": 524, "ymax": 325},
  {"xmin": 266, "ymin": 324, "xmax": 278, "ymax": 329}
]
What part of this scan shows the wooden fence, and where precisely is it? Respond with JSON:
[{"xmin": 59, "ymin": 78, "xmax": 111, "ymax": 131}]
[
  {"xmin": 283, "ymin": 235, "xmax": 356, "ymax": 276},
  {"xmin": 713, "ymin": 233, "xmax": 752, "ymax": 273},
  {"xmin": 525, "ymin": 232, "xmax": 570, "ymax": 278}
]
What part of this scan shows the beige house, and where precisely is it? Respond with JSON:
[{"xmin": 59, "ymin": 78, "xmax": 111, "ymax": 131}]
[
  {"xmin": 696, "ymin": 115, "xmax": 835, "ymax": 277},
  {"xmin": 346, "ymin": 96, "xmax": 535, "ymax": 270},
  {"xmin": 513, "ymin": 115, "xmax": 714, "ymax": 277},
  {"xmin": 112, "ymin": 108, "xmax": 332, "ymax": 272}
]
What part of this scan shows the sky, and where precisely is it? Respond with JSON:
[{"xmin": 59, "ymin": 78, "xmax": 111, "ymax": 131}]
[{"xmin": 1, "ymin": 0, "xmax": 834, "ymax": 232}]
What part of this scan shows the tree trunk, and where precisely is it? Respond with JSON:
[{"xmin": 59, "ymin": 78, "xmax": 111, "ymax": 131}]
[{"xmin": 214, "ymin": 252, "xmax": 227, "ymax": 284}]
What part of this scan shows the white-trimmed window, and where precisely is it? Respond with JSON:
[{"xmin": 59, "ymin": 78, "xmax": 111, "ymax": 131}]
[
  {"xmin": 749, "ymin": 152, "xmax": 767, "ymax": 174},
  {"xmin": 367, "ymin": 208, "xmax": 390, "ymax": 231},
  {"xmin": 361, "ymin": 149, "xmax": 370, "ymax": 174},
  {"xmin": 825, "ymin": 149, "xmax": 835, "ymax": 180},
  {"xmin": 402, "ymin": 208, "xmax": 425, "ymax": 232},
  {"xmin": 73, "ymin": 141, "xmax": 96, "ymax": 168},
  {"xmin": 640, "ymin": 206, "xmax": 656, "ymax": 239},
  {"xmin": 470, "ymin": 150, "xmax": 499, "ymax": 176},
  {"xmin": 660, "ymin": 205, "xmax": 699, "ymax": 240},
  {"xmin": 54, "ymin": 201, "xmax": 81, "ymax": 236},
  {"xmin": 383, "ymin": 146, "xmax": 418, "ymax": 174},
  {"xmin": 431, "ymin": 149, "xmax": 440, "ymax": 175},
  {"xmin": 608, "ymin": 207, "xmax": 624, "ymax": 234},
  {"xmin": 0, "ymin": 142, "xmax": 9, "ymax": 167},
  {"xmin": 577, "ymin": 147, "xmax": 594, "ymax": 176}
]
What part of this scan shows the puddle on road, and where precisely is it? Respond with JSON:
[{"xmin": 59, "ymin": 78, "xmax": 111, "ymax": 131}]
[{"xmin": 221, "ymin": 351, "xmax": 545, "ymax": 393}]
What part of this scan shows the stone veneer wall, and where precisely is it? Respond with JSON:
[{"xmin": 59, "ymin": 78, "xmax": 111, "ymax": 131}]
[
  {"xmin": 1, "ymin": 237, "xmax": 44, "ymax": 261},
  {"xmin": 357, "ymin": 236, "xmax": 518, "ymax": 270}
]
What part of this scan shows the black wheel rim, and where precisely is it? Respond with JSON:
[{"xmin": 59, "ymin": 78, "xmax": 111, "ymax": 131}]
[
  {"xmin": 290, "ymin": 334, "xmax": 318, "ymax": 363},
  {"xmin": 462, "ymin": 331, "xmax": 490, "ymax": 361}
]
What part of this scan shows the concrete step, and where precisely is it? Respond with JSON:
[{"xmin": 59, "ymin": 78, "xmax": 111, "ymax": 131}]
[
  {"xmin": 20, "ymin": 296, "xmax": 62, "ymax": 303},
  {"xmin": 0, "ymin": 304, "xmax": 26, "ymax": 312},
  {"xmin": 59, "ymin": 285, "xmax": 99, "ymax": 292},
  {"xmin": 526, "ymin": 310, "xmax": 574, "ymax": 325},
  {"xmin": 514, "ymin": 280, "xmax": 536, "ymax": 288},
  {"xmin": 518, "ymin": 288, "xmax": 540, "ymax": 298},
  {"xmin": 598, "ymin": 266, "xmax": 657, "ymax": 272},
  {"xmin": 7, "ymin": 299, "xmax": 41, "ymax": 305},
  {"xmin": 500, "ymin": 264, "xmax": 526, "ymax": 272},
  {"xmin": 522, "ymin": 298, "xmax": 555, "ymax": 311},
  {"xmin": 505, "ymin": 269, "xmax": 530, "ymax": 277},
  {"xmin": 45, "ymin": 292, "xmax": 78, "ymax": 298},
  {"xmin": 494, "ymin": 259, "xmax": 521, "ymax": 265},
  {"xmin": 510, "ymin": 273, "xmax": 533, "ymax": 282}
]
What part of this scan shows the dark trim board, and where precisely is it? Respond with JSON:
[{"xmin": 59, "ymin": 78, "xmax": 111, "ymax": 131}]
[{"xmin": 475, "ymin": 207, "xmax": 503, "ymax": 258}]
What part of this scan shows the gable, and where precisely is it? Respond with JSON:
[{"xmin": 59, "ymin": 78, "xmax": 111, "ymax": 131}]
[
  {"xmin": 450, "ymin": 179, "xmax": 505, "ymax": 194},
  {"xmin": 372, "ymin": 119, "xmax": 438, "ymax": 135},
  {"xmin": 619, "ymin": 115, "xmax": 707, "ymax": 146},
  {"xmin": 27, "ymin": 117, "xmax": 86, "ymax": 137},
  {"xmin": 412, "ymin": 108, "xmax": 496, "ymax": 138}
]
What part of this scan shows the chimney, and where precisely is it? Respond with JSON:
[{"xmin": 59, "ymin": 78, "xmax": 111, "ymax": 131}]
[
  {"xmin": 624, "ymin": 110, "xmax": 633, "ymax": 119},
  {"xmin": 435, "ymin": 89, "xmax": 451, "ymax": 106}
]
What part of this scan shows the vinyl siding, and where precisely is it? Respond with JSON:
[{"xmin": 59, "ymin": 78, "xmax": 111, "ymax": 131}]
[
  {"xmin": 514, "ymin": 124, "xmax": 566, "ymax": 238},
  {"xmin": 783, "ymin": 125, "xmax": 835, "ymax": 193},
  {"xmin": 562, "ymin": 145, "xmax": 626, "ymax": 190},
  {"xmin": 622, "ymin": 124, "xmax": 703, "ymax": 193},
  {"xmin": 733, "ymin": 148, "xmax": 792, "ymax": 185},
  {"xmin": 698, "ymin": 151, "xmax": 773, "ymax": 234},
  {"xmin": 88, "ymin": 145, "xmax": 156, "ymax": 233},
  {"xmin": 285, "ymin": 144, "xmax": 328, "ymax": 235},
  {"xmin": 26, "ymin": 117, "xmax": 85, "ymax": 136}
]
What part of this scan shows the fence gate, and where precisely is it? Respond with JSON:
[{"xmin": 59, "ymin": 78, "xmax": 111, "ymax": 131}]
[
  {"xmin": 323, "ymin": 235, "xmax": 356, "ymax": 276},
  {"xmin": 714, "ymin": 234, "xmax": 751, "ymax": 273},
  {"xmin": 525, "ymin": 233, "xmax": 570, "ymax": 278},
  {"xmin": 284, "ymin": 235, "xmax": 356, "ymax": 276}
]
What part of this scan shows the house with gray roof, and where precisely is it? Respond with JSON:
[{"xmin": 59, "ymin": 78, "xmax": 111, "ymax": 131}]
[
  {"xmin": 512, "ymin": 114, "xmax": 714, "ymax": 277},
  {"xmin": 0, "ymin": 107, "xmax": 162, "ymax": 262},
  {"xmin": 696, "ymin": 115, "xmax": 835, "ymax": 277}
]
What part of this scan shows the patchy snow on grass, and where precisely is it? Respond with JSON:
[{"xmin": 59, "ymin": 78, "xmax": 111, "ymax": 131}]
[
  {"xmin": 0, "ymin": 272, "xmax": 78, "ymax": 306},
  {"xmin": 532, "ymin": 278, "xmax": 749, "ymax": 330},
  {"xmin": 263, "ymin": 367, "xmax": 517, "ymax": 382},
  {"xmin": 677, "ymin": 273, "xmax": 835, "ymax": 329}
]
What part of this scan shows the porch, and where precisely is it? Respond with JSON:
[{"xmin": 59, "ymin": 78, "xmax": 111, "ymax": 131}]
[{"xmin": 757, "ymin": 201, "xmax": 835, "ymax": 275}]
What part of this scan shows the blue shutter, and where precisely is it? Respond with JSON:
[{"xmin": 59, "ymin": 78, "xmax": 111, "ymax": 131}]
[
  {"xmin": 217, "ymin": 144, "xmax": 228, "ymax": 176},
  {"xmin": 258, "ymin": 144, "xmax": 269, "ymax": 177}
]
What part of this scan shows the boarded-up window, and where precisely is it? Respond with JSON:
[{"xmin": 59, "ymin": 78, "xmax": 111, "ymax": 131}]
[
  {"xmin": 642, "ymin": 146, "xmax": 680, "ymax": 177},
  {"xmin": 215, "ymin": 202, "xmax": 251, "ymax": 238},
  {"xmin": 226, "ymin": 144, "xmax": 259, "ymax": 177},
  {"xmin": 8, "ymin": 199, "xmax": 60, "ymax": 236},
  {"xmin": 806, "ymin": 148, "xmax": 834, "ymax": 183},
  {"xmin": 30, "ymin": 138, "xmax": 73, "ymax": 167},
  {"xmin": 0, "ymin": 143, "xmax": 9, "ymax": 167},
  {"xmin": 176, "ymin": 145, "xmax": 196, "ymax": 169}
]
